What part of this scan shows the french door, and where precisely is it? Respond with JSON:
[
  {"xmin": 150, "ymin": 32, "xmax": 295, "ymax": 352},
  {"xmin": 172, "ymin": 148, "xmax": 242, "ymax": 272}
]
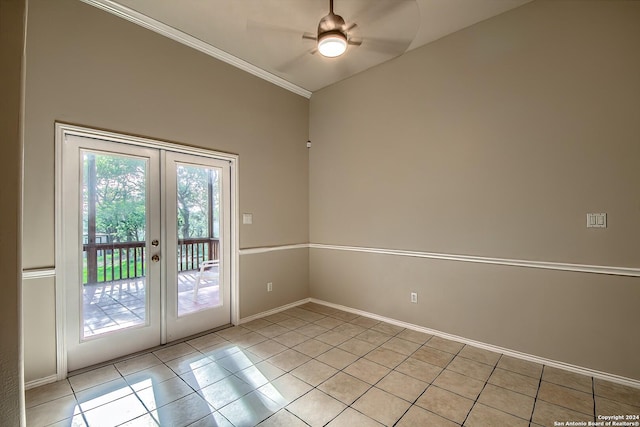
[
  {"xmin": 164, "ymin": 152, "xmax": 231, "ymax": 341},
  {"xmin": 58, "ymin": 128, "xmax": 233, "ymax": 372}
]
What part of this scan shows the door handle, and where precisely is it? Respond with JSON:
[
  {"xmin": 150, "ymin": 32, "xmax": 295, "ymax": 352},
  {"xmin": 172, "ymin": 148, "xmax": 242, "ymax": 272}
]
[{"xmin": 152, "ymin": 254, "xmax": 160, "ymax": 262}]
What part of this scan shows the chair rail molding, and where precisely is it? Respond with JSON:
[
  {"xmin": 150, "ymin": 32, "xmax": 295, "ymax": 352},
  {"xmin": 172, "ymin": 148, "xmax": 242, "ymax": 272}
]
[
  {"xmin": 22, "ymin": 268, "xmax": 56, "ymax": 280},
  {"xmin": 238, "ymin": 244, "xmax": 309, "ymax": 256},
  {"xmin": 237, "ymin": 242, "xmax": 639, "ymax": 276},
  {"xmin": 309, "ymin": 243, "xmax": 640, "ymax": 278}
]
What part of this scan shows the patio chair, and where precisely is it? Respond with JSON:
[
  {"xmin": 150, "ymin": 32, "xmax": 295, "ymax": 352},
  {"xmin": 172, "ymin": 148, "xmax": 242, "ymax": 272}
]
[{"xmin": 193, "ymin": 259, "xmax": 219, "ymax": 300}]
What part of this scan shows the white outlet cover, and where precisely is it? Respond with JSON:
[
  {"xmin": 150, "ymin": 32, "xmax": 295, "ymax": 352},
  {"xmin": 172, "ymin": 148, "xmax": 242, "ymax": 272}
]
[{"xmin": 242, "ymin": 213, "xmax": 253, "ymax": 225}]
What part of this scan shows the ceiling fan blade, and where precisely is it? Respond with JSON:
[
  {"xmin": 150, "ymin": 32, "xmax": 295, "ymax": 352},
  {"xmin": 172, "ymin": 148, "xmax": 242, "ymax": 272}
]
[
  {"xmin": 302, "ymin": 32, "xmax": 317, "ymax": 41},
  {"xmin": 348, "ymin": 38, "xmax": 362, "ymax": 46},
  {"xmin": 345, "ymin": 22, "xmax": 358, "ymax": 32},
  {"xmin": 350, "ymin": 0, "xmax": 413, "ymax": 26},
  {"xmin": 246, "ymin": 19, "xmax": 306, "ymax": 37},
  {"xmin": 275, "ymin": 48, "xmax": 316, "ymax": 73},
  {"xmin": 361, "ymin": 37, "xmax": 410, "ymax": 55}
]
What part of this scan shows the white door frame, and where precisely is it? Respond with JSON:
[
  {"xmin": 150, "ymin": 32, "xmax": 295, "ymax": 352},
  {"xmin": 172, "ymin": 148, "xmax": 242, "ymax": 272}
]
[{"xmin": 54, "ymin": 123, "xmax": 240, "ymax": 379}]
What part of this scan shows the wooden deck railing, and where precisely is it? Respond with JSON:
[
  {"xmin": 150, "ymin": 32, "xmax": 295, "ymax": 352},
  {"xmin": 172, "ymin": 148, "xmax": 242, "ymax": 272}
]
[
  {"xmin": 83, "ymin": 238, "xmax": 219, "ymax": 284},
  {"xmin": 177, "ymin": 237, "xmax": 219, "ymax": 272}
]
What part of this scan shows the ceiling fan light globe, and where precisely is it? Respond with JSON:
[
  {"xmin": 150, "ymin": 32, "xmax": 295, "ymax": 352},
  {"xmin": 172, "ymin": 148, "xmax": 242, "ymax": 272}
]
[{"xmin": 318, "ymin": 32, "xmax": 347, "ymax": 57}]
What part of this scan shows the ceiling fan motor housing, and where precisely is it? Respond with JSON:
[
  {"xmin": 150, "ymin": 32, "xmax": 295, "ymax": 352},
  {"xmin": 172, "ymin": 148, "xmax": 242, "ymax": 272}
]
[{"xmin": 318, "ymin": 11, "xmax": 346, "ymax": 35}]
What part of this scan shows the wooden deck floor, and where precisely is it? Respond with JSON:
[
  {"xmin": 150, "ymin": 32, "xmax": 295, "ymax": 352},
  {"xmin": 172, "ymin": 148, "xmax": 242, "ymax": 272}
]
[{"xmin": 82, "ymin": 271, "xmax": 219, "ymax": 337}]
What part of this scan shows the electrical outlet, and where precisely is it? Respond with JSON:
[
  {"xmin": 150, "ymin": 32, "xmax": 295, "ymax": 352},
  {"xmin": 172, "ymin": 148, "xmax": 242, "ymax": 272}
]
[
  {"xmin": 410, "ymin": 292, "xmax": 418, "ymax": 303},
  {"xmin": 267, "ymin": 282, "xmax": 273, "ymax": 292}
]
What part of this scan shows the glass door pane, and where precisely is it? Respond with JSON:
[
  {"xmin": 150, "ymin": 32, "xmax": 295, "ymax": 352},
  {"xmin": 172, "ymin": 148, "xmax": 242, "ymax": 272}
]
[
  {"xmin": 175, "ymin": 164, "xmax": 222, "ymax": 317},
  {"xmin": 81, "ymin": 151, "xmax": 149, "ymax": 338}
]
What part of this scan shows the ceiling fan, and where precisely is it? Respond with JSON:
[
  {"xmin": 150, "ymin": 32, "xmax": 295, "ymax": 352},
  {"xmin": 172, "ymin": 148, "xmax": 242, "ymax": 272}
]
[
  {"xmin": 303, "ymin": 0, "xmax": 362, "ymax": 58},
  {"xmin": 246, "ymin": 0, "xmax": 416, "ymax": 73}
]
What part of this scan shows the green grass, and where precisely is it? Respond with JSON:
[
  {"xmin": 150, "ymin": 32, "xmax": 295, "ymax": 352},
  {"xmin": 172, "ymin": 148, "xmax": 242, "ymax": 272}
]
[
  {"xmin": 82, "ymin": 251, "xmax": 208, "ymax": 284},
  {"xmin": 83, "ymin": 255, "xmax": 144, "ymax": 284}
]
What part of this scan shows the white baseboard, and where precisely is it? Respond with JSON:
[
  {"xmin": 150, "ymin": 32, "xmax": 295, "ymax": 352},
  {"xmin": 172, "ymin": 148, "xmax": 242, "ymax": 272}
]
[
  {"xmin": 25, "ymin": 374, "xmax": 59, "ymax": 390},
  {"xmin": 238, "ymin": 298, "xmax": 311, "ymax": 324},
  {"xmin": 309, "ymin": 298, "xmax": 640, "ymax": 389}
]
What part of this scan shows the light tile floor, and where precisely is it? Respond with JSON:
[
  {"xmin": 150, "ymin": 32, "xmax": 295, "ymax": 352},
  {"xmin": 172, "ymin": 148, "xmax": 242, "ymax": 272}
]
[{"xmin": 26, "ymin": 303, "xmax": 640, "ymax": 427}]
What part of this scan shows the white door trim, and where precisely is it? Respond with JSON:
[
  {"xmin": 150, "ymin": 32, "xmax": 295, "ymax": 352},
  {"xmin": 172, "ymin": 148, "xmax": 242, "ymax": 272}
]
[{"xmin": 54, "ymin": 122, "xmax": 239, "ymax": 378}]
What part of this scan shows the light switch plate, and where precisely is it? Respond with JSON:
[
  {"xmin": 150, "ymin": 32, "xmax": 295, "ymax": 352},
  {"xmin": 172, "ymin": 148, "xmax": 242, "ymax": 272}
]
[
  {"xmin": 242, "ymin": 213, "xmax": 253, "ymax": 225},
  {"xmin": 586, "ymin": 213, "xmax": 606, "ymax": 228}
]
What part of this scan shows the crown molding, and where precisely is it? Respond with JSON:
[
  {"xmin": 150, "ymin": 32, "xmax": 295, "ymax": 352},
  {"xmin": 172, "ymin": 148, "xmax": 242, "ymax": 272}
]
[{"xmin": 79, "ymin": 0, "xmax": 312, "ymax": 99}]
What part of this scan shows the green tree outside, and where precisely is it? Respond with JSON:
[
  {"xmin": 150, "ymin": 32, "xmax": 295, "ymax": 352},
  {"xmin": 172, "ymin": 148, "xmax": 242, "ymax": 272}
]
[{"xmin": 82, "ymin": 153, "xmax": 219, "ymax": 284}]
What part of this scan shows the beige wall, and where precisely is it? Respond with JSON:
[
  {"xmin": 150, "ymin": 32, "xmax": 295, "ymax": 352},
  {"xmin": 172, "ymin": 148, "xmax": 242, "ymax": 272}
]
[
  {"xmin": 309, "ymin": 1, "xmax": 640, "ymax": 379},
  {"xmin": 0, "ymin": 0, "xmax": 26, "ymax": 423},
  {"xmin": 22, "ymin": 0, "xmax": 309, "ymax": 382},
  {"xmin": 310, "ymin": 249, "xmax": 640, "ymax": 379},
  {"xmin": 240, "ymin": 249, "xmax": 310, "ymax": 319},
  {"xmin": 23, "ymin": 276, "xmax": 56, "ymax": 381}
]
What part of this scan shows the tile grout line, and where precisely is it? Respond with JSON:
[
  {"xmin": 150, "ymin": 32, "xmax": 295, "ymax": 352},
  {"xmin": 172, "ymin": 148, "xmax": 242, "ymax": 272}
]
[
  {"xmin": 346, "ymin": 328, "xmax": 411, "ymax": 426},
  {"xmin": 253, "ymin": 310, "xmax": 406, "ymax": 426},
  {"xmin": 395, "ymin": 338, "xmax": 462, "ymax": 426},
  {"xmin": 281, "ymin": 315, "xmax": 396, "ymax": 426},
  {"xmin": 157, "ymin": 341, "xmax": 215, "ymax": 426},
  {"xmin": 212, "ymin": 309, "xmax": 356, "ymax": 426},
  {"xmin": 592, "ymin": 375, "xmax": 596, "ymax": 422},
  {"xmin": 530, "ymin": 364, "xmax": 546, "ymax": 426},
  {"xmin": 461, "ymin": 354, "xmax": 499, "ymax": 427},
  {"xmin": 247, "ymin": 311, "xmax": 350, "ymax": 426}
]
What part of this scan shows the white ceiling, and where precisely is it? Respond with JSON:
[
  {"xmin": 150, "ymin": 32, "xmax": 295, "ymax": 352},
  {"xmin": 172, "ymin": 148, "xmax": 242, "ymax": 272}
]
[{"xmin": 86, "ymin": 0, "xmax": 532, "ymax": 96}]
